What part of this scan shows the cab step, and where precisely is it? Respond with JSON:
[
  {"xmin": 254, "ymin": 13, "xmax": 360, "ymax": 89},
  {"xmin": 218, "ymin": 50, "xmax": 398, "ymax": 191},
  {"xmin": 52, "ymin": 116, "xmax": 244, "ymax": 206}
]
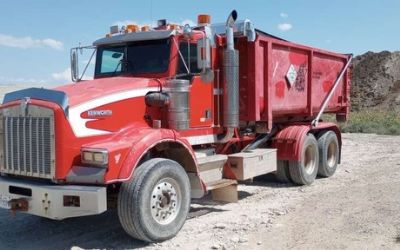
[
  {"xmin": 196, "ymin": 154, "xmax": 238, "ymax": 203},
  {"xmin": 197, "ymin": 154, "xmax": 227, "ymax": 184}
]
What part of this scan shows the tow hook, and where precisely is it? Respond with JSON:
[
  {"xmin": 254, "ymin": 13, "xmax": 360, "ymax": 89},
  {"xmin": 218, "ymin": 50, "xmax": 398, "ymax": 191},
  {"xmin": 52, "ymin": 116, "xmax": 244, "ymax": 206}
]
[{"xmin": 9, "ymin": 198, "xmax": 29, "ymax": 216}]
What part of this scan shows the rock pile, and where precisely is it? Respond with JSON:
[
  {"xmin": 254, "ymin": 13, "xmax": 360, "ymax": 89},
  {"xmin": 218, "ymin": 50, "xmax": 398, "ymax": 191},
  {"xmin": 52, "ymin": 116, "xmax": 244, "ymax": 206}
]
[{"xmin": 351, "ymin": 51, "xmax": 400, "ymax": 111}]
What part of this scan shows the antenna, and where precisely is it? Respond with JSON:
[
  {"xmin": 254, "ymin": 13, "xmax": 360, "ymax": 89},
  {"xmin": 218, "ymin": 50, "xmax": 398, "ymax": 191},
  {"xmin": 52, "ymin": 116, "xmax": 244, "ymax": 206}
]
[{"xmin": 150, "ymin": 0, "xmax": 153, "ymax": 26}]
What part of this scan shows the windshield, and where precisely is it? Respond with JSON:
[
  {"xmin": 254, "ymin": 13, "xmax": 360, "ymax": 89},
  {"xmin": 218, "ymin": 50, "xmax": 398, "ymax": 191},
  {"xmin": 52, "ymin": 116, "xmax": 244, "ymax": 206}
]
[{"xmin": 94, "ymin": 39, "xmax": 171, "ymax": 77}]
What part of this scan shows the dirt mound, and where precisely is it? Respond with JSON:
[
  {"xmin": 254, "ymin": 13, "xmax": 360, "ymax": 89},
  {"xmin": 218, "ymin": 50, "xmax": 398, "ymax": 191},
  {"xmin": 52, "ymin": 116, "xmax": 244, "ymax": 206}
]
[{"xmin": 351, "ymin": 51, "xmax": 400, "ymax": 111}]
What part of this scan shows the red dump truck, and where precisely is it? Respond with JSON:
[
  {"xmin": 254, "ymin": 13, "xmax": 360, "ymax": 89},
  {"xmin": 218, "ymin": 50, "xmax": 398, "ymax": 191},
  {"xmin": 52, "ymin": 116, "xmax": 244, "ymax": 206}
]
[{"xmin": 0, "ymin": 11, "xmax": 351, "ymax": 242}]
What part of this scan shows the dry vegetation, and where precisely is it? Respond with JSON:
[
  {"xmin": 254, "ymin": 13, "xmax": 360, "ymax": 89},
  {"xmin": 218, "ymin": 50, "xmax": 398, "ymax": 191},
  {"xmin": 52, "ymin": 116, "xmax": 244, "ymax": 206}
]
[
  {"xmin": 324, "ymin": 110, "xmax": 400, "ymax": 135},
  {"xmin": 341, "ymin": 110, "xmax": 400, "ymax": 135},
  {"xmin": 332, "ymin": 51, "xmax": 400, "ymax": 135}
]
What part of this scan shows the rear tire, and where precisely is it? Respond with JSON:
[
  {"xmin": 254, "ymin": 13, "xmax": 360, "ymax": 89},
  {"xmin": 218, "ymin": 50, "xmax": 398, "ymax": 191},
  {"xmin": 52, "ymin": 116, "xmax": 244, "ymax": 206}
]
[
  {"xmin": 289, "ymin": 134, "xmax": 319, "ymax": 185},
  {"xmin": 276, "ymin": 160, "xmax": 291, "ymax": 183},
  {"xmin": 118, "ymin": 158, "xmax": 191, "ymax": 242},
  {"xmin": 317, "ymin": 131, "xmax": 339, "ymax": 177}
]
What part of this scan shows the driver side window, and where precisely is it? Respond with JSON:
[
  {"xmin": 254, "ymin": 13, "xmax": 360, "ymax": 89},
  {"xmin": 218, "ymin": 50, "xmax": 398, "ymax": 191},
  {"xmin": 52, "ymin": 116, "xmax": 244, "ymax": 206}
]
[
  {"xmin": 100, "ymin": 48, "xmax": 124, "ymax": 74},
  {"xmin": 178, "ymin": 42, "xmax": 201, "ymax": 74}
]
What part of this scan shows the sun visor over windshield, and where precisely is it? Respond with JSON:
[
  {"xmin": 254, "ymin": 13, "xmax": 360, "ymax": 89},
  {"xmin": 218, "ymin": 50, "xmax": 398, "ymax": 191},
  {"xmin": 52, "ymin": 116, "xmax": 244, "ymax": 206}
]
[{"xmin": 93, "ymin": 30, "xmax": 177, "ymax": 46}]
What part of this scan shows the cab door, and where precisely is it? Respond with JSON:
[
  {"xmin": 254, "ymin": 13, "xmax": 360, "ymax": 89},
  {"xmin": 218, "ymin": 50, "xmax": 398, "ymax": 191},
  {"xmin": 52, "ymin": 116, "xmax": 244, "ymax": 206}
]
[{"xmin": 177, "ymin": 42, "xmax": 214, "ymax": 128}]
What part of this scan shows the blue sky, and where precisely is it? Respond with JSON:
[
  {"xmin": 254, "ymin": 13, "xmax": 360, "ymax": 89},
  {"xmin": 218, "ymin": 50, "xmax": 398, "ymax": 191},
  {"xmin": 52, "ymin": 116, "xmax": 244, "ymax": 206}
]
[{"xmin": 0, "ymin": 0, "xmax": 399, "ymax": 86}]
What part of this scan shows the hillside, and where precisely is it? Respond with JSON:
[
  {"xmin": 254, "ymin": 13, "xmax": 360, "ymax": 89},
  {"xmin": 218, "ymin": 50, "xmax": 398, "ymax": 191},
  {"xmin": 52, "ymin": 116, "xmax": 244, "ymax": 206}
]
[{"xmin": 351, "ymin": 51, "xmax": 400, "ymax": 111}]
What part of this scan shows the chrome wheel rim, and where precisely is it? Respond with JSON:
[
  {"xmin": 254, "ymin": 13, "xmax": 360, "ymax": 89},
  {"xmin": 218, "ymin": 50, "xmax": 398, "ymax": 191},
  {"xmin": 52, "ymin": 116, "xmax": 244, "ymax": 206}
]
[
  {"xmin": 304, "ymin": 144, "xmax": 317, "ymax": 175},
  {"xmin": 150, "ymin": 178, "xmax": 181, "ymax": 225},
  {"xmin": 327, "ymin": 141, "xmax": 337, "ymax": 168}
]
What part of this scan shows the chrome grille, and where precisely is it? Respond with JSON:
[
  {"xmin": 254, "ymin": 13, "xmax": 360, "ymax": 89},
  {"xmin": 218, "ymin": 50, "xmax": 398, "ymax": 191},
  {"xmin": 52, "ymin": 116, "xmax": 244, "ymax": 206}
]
[{"xmin": 0, "ymin": 105, "xmax": 55, "ymax": 179}]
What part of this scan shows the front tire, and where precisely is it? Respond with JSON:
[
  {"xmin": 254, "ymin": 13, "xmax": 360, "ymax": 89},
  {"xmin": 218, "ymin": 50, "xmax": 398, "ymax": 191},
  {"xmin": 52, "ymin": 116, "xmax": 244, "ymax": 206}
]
[
  {"xmin": 289, "ymin": 134, "xmax": 319, "ymax": 185},
  {"xmin": 118, "ymin": 158, "xmax": 191, "ymax": 242}
]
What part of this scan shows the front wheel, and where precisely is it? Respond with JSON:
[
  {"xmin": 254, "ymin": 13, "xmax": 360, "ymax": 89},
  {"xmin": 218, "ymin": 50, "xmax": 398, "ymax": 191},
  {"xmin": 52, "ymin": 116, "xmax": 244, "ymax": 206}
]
[{"xmin": 118, "ymin": 158, "xmax": 191, "ymax": 242}]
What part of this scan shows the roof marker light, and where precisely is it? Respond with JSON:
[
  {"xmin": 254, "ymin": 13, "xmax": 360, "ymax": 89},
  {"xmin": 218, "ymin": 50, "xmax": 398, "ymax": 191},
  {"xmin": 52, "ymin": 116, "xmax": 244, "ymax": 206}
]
[
  {"xmin": 110, "ymin": 25, "xmax": 119, "ymax": 34},
  {"xmin": 125, "ymin": 24, "xmax": 140, "ymax": 33},
  {"xmin": 141, "ymin": 26, "xmax": 150, "ymax": 32},
  {"xmin": 169, "ymin": 24, "xmax": 179, "ymax": 30},
  {"xmin": 157, "ymin": 19, "xmax": 167, "ymax": 27},
  {"xmin": 198, "ymin": 14, "xmax": 211, "ymax": 26},
  {"xmin": 126, "ymin": 24, "xmax": 140, "ymax": 33}
]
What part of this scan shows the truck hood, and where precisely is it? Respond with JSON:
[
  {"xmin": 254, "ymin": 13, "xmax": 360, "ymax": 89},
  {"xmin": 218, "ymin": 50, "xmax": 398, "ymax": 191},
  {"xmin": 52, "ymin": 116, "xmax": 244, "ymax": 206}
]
[
  {"xmin": 1, "ymin": 76, "xmax": 161, "ymax": 137},
  {"xmin": 55, "ymin": 76, "xmax": 160, "ymax": 108}
]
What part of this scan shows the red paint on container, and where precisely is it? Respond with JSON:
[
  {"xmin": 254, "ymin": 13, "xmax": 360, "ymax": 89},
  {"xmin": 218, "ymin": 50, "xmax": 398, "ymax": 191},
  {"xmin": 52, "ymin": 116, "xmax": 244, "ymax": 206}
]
[
  {"xmin": 323, "ymin": 80, "xmax": 333, "ymax": 92},
  {"xmin": 236, "ymin": 34, "xmax": 350, "ymax": 123},
  {"xmin": 275, "ymin": 81, "xmax": 285, "ymax": 98},
  {"xmin": 289, "ymin": 53, "xmax": 307, "ymax": 65}
]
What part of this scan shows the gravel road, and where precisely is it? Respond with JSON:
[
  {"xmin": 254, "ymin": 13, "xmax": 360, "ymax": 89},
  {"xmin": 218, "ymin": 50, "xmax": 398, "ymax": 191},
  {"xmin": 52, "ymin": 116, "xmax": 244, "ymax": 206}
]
[{"xmin": 0, "ymin": 133, "xmax": 399, "ymax": 250}]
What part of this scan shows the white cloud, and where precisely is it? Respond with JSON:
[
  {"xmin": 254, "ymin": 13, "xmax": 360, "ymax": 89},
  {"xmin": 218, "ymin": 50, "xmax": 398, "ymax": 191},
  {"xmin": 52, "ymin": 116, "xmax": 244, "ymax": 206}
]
[
  {"xmin": 0, "ymin": 33, "xmax": 63, "ymax": 50},
  {"xmin": 52, "ymin": 68, "xmax": 71, "ymax": 82},
  {"xmin": 280, "ymin": 13, "xmax": 289, "ymax": 18},
  {"xmin": 0, "ymin": 76, "xmax": 47, "ymax": 85},
  {"xmin": 277, "ymin": 23, "xmax": 293, "ymax": 32},
  {"xmin": 52, "ymin": 68, "xmax": 93, "ymax": 83},
  {"xmin": 41, "ymin": 39, "xmax": 63, "ymax": 50}
]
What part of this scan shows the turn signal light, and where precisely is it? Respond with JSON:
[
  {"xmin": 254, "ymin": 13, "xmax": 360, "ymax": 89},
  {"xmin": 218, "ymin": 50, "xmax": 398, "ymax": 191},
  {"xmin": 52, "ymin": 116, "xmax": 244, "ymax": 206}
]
[
  {"xmin": 126, "ymin": 24, "xmax": 140, "ymax": 33},
  {"xmin": 169, "ymin": 24, "xmax": 179, "ymax": 30},
  {"xmin": 81, "ymin": 148, "xmax": 109, "ymax": 167},
  {"xmin": 141, "ymin": 25, "xmax": 150, "ymax": 32},
  {"xmin": 198, "ymin": 14, "xmax": 211, "ymax": 25}
]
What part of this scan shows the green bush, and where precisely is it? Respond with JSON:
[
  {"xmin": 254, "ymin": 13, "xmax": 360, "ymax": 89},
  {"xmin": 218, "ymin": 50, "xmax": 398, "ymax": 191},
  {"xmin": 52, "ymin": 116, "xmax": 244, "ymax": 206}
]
[{"xmin": 323, "ymin": 110, "xmax": 400, "ymax": 135}]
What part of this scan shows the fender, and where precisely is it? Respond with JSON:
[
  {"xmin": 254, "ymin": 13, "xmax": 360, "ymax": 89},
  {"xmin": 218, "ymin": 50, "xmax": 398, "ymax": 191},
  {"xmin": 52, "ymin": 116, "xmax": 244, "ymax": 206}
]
[
  {"xmin": 102, "ymin": 127, "xmax": 206, "ymax": 197},
  {"xmin": 113, "ymin": 128, "xmax": 176, "ymax": 183},
  {"xmin": 79, "ymin": 126, "xmax": 172, "ymax": 183},
  {"xmin": 272, "ymin": 125, "xmax": 310, "ymax": 161},
  {"xmin": 272, "ymin": 122, "xmax": 341, "ymax": 162}
]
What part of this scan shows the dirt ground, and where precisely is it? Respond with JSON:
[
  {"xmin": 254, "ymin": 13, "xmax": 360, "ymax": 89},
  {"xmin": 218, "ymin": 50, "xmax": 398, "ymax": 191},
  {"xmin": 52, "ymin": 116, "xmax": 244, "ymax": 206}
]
[{"xmin": 0, "ymin": 133, "xmax": 399, "ymax": 250}]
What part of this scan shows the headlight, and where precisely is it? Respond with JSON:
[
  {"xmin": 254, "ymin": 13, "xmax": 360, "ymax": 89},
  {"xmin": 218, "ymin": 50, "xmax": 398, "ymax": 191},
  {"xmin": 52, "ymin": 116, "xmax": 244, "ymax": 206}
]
[{"xmin": 81, "ymin": 148, "xmax": 108, "ymax": 167}]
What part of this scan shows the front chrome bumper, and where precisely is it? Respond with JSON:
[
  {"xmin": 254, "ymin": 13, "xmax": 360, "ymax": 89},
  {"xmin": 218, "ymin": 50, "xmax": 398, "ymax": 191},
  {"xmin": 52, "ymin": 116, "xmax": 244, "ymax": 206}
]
[{"xmin": 0, "ymin": 176, "xmax": 107, "ymax": 220}]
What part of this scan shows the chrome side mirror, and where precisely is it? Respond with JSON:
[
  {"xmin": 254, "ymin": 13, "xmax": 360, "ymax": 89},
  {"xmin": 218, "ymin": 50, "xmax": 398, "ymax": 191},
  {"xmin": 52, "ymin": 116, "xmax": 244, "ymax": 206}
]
[
  {"xmin": 197, "ymin": 38, "xmax": 211, "ymax": 71},
  {"xmin": 70, "ymin": 49, "xmax": 79, "ymax": 82},
  {"xmin": 197, "ymin": 38, "xmax": 214, "ymax": 82},
  {"xmin": 183, "ymin": 24, "xmax": 192, "ymax": 39}
]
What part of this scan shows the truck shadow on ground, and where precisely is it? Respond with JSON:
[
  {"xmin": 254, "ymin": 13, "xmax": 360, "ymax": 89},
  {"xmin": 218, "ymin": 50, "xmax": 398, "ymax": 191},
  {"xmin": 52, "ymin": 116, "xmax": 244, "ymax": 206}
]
[
  {"xmin": 238, "ymin": 173, "xmax": 293, "ymax": 188},
  {"xmin": 1, "ymin": 175, "xmax": 285, "ymax": 249},
  {"xmin": 1, "ymin": 201, "xmax": 231, "ymax": 249},
  {"xmin": 2, "ymin": 210, "xmax": 148, "ymax": 249}
]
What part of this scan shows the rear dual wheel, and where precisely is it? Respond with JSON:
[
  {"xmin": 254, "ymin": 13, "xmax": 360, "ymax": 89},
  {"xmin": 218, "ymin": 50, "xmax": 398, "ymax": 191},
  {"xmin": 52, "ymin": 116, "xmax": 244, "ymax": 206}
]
[
  {"xmin": 276, "ymin": 160, "xmax": 291, "ymax": 183},
  {"xmin": 282, "ymin": 131, "xmax": 339, "ymax": 185},
  {"xmin": 317, "ymin": 131, "xmax": 339, "ymax": 177},
  {"xmin": 289, "ymin": 134, "xmax": 319, "ymax": 185}
]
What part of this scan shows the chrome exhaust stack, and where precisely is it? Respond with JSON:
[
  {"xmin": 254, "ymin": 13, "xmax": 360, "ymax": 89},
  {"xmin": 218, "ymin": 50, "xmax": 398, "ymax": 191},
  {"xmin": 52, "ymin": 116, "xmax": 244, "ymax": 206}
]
[
  {"xmin": 218, "ymin": 10, "xmax": 239, "ymax": 143},
  {"xmin": 225, "ymin": 10, "xmax": 237, "ymax": 51}
]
